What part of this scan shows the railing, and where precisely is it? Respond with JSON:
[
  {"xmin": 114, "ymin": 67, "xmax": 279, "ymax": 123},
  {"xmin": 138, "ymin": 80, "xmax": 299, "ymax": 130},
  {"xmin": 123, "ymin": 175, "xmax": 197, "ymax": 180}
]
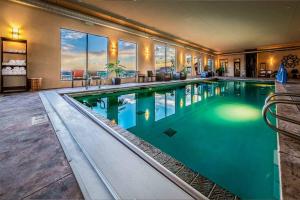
[{"xmin": 262, "ymin": 93, "xmax": 300, "ymax": 140}]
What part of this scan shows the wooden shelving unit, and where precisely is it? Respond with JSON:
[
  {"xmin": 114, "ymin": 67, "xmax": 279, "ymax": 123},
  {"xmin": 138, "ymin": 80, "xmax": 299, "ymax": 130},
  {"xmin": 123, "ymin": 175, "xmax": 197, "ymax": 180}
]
[{"xmin": 1, "ymin": 37, "xmax": 28, "ymax": 93}]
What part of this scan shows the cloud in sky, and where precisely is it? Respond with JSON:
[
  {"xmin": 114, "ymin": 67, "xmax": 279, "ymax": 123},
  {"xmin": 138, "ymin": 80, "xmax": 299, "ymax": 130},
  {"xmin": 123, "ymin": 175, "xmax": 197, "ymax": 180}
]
[
  {"xmin": 63, "ymin": 31, "xmax": 86, "ymax": 40},
  {"xmin": 61, "ymin": 43, "xmax": 76, "ymax": 51}
]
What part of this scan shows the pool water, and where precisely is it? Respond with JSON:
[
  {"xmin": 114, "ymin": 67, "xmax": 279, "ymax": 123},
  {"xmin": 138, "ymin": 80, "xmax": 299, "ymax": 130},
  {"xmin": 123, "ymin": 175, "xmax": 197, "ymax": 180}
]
[{"xmin": 75, "ymin": 80, "xmax": 279, "ymax": 200}]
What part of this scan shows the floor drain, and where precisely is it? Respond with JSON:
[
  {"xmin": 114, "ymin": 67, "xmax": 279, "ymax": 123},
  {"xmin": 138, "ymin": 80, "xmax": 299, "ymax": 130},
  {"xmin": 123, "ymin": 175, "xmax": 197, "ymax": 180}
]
[
  {"xmin": 32, "ymin": 115, "xmax": 48, "ymax": 126},
  {"xmin": 163, "ymin": 128, "xmax": 177, "ymax": 137}
]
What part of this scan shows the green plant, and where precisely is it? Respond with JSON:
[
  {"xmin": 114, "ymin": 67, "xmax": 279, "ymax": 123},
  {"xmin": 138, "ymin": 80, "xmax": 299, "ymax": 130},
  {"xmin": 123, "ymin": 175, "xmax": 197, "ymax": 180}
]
[
  {"xmin": 180, "ymin": 66, "xmax": 188, "ymax": 75},
  {"xmin": 170, "ymin": 59, "xmax": 176, "ymax": 73},
  {"xmin": 216, "ymin": 66, "xmax": 225, "ymax": 73},
  {"xmin": 105, "ymin": 60, "xmax": 126, "ymax": 78},
  {"xmin": 204, "ymin": 65, "xmax": 209, "ymax": 71}
]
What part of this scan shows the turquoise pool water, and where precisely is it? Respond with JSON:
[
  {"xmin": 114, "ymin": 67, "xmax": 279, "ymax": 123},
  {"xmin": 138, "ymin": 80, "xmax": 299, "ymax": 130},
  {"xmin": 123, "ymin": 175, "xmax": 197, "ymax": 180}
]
[{"xmin": 75, "ymin": 80, "xmax": 279, "ymax": 199}]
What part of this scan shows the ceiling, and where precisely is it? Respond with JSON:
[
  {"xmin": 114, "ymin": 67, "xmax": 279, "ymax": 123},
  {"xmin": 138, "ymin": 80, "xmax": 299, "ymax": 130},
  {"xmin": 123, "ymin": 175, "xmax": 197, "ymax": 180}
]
[{"xmin": 78, "ymin": 0, "xmax": 300, "ymax": 53}]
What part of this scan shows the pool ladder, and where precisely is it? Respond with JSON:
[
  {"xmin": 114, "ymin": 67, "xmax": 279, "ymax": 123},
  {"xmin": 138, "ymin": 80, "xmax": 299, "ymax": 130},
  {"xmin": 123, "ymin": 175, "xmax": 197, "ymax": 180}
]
[{"xmin": 262, "ymin": 93, "xmax": 300, "ymax": 140}]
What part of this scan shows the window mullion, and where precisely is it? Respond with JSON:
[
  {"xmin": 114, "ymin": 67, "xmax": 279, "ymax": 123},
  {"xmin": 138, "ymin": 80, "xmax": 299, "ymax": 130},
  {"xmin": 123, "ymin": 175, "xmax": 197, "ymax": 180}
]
[{"xmin": 86, "ymin": 34, "xmax": 88, "ymax": 75}]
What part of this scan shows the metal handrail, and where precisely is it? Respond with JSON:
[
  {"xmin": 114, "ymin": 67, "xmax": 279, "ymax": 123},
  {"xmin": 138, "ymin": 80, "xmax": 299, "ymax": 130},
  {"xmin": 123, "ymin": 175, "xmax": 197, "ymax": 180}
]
[
  {"xmin": 265, "ymin": 92, "xmax": 300, "ymax": 104},
  {"xmin": 262, "ymin": 99, "xmax": 300, "ymax": 140}
]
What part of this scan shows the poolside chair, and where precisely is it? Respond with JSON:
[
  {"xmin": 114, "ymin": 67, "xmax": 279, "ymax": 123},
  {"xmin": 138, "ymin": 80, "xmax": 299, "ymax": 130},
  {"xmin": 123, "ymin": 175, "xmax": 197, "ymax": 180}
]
[
  {"xmin": 71, "ymin": 69, "xmax": 86, "ymax": 88},
  {"xmin": 137, "ymin": 71, "xmax": 146, "ymax": 83},
  {"xmin": 147, "ymin": 70, "xmax": 156, "ymax": 82},
  {"xmin": 88, "ymin": 71, "xmax": 102, "ymax": 88}
]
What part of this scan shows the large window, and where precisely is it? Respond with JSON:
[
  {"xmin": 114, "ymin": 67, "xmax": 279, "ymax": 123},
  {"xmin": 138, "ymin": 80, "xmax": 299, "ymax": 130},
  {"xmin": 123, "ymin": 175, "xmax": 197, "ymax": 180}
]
[
  {"xmin": 185, "ymin": 54, "xmax": 192, "ymax": 75},
  {"xmin": 194, "ymin": 56, "xmax": 202, "ymax": 74},
  {"xmin": 60, "ymin": 29, "xmax": 108, "ymax": 80},
  {"xmin": 88, "ymin": 35, "xmax": 108, "ymax": 78},
  {"xmin": 166, "ymin": 47, "xmax": 176, "ymax": 68},
  {"xmin": 208, "ymin": 58, "xmax": 214, "ymax": 71},
  {"xmin": 155, "ymin": 45, "xmax": 176, "ymax": 70},
  {"xmin": 118, "ymin": 40, "xmax": 137, "ymax": 78},
  {"xmin": 155, "ymin": 45, "xmax": 166, "ymax": 69}
]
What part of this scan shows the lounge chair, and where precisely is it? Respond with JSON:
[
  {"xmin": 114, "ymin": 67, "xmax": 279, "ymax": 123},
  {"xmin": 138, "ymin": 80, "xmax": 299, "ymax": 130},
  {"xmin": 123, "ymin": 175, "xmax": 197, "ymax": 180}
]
[
  {"xmin": 156, "ymin": 67, "xmax": 171, "ymax": 81},
  {"xmin": 200, "ymin": 71, "xmax": 213, "ymax": 78}
]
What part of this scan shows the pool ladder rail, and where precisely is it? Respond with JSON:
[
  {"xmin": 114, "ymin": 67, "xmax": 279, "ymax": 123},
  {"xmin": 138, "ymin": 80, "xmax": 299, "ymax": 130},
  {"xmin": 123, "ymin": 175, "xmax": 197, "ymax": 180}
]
[{"xmin": 263, "ymin": 93, "xmax": 300, "ymax": 140}]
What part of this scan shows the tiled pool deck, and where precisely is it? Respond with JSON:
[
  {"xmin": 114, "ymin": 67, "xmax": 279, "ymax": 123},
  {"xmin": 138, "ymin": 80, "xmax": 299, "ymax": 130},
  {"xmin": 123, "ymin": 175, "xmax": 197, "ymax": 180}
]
[
  {"xmin": 0, "ymin": 77, "xmax": 299, "ymax": 199},
  {"xmin": 0, "ymin": 92, "xmax": 83, "ymax": 199},
  {"xmin": 276, "ymin": 80, "xmax": 300, "ymax": 200}
]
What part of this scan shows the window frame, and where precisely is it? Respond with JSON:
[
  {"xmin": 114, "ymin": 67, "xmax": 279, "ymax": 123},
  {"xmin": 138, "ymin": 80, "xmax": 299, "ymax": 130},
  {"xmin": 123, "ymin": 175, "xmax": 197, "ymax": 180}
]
[
  {"xmin": 117, "ymin": 39, "xmax": 138, "ymax": 79},
  {"xmin": 60, "ymin": 28, "xmax": 109, "ymax": 81},
  {"xmin": 154, "ymin": 43, "xmax": 177, "ymax": 72}
]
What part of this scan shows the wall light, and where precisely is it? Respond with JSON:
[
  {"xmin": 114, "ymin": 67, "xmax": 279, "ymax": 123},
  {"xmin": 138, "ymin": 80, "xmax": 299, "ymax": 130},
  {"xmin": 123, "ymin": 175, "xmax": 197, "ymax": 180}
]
[
  {"xmin": 270, "ymin": 57, "xmax": 273, "ymax": 67},
  {"xmin": 111, "ymin": 41, "xmax": 117, "ymax": 55},
  {"xmin": 12, "ymin": 27, "xmax": 20, "ymax": 39},
  {"xmin": 145, "ymin": 47, "xmax": 150, "ymax": 59}
]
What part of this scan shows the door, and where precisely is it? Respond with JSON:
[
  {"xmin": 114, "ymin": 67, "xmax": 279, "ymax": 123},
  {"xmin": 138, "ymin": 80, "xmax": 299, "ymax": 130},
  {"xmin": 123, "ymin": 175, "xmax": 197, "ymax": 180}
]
[
  {"xmin": 234, "ymin": 59, "xmax": 241, "ymax": 77},
  {"xmin": 245, "ymin": 52, "xmax": 257, "ymax": 77}
]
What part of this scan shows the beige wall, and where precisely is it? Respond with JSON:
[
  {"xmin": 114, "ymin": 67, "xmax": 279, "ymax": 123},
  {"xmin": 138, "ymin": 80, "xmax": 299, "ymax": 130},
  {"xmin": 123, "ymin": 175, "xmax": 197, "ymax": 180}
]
[
  {"xmin": 0, "ymin": 1, "xmax": 210, "ymax": 89},
  {"xmin": 217, "ymin": 50, "xmax": 300, "ymax": 78},
  {"xmin": 216, "ymin": 54, "xmax": 245, "ymax": 77},
  {"xmin": 257, "ymin": 50, "xmax": 300, "ymax": 77}
]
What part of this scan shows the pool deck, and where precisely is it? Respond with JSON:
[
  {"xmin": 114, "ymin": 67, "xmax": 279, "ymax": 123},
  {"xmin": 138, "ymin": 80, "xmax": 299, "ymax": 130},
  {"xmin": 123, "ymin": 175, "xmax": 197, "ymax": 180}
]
[
  {"xmin": 0, "ymin": 92, "xmax": 83, "ymax": 199},
  {"xmin": 0, "ymin": 77, "xmax": 299, "ymax": 200},
  {"xmin": 275, "ymin": 80, "xmax": 300, "ymax": 200}
]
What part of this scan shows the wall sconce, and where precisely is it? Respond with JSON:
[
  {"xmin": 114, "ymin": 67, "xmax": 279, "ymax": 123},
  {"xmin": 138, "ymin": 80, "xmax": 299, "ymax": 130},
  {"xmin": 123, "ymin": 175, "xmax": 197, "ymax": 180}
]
[
  {"xmin": 145, "ymin": 47, "xmax": 150, "ymax": 59},
  {"xmin": 111, "ymin": 41, "xmax": 117, "ymax": 54},
  {"xmin": 11, "ymin": 27, "xmax": 20, "ymax": 39},
  {"xmin": 270, "ymin": 57, "xmax": 273, "ymax": 66}
]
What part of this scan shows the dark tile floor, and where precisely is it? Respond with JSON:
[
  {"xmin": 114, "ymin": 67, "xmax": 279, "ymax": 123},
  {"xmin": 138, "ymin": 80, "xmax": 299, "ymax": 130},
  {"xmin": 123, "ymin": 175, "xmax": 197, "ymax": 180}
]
[{"xmin": 0, "ymin": 92, "xmax": 83, "ymax": 200}]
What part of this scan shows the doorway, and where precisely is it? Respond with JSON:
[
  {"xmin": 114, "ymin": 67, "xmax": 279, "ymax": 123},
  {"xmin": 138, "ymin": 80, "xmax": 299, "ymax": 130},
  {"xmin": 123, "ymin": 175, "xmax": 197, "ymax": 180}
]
[
  {"xmin": 245, "ymin": 53, "xmax": 257, "ymax": 77},
  {"xmin": 234, "ymin": 58, "xmax": 241, "ymax": 77}
]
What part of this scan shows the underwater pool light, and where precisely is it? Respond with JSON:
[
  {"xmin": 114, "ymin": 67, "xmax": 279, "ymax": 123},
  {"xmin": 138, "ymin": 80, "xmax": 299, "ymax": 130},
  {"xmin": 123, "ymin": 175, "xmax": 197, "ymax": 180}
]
[{"xmin": 214, "ymin": 103, "xmax": 260, "ymax": 122}]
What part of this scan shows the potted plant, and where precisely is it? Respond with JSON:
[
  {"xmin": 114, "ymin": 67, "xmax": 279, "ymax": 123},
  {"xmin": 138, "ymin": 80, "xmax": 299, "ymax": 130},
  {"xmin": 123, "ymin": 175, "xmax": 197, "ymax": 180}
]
[
  {"xmin": 216, "ymin": 66, "xmax": 225, "ymax": 76},
  {"xmin": 204, "ymin": 65, "xmax": 209, "ymax": 72},
  {"xmin": 180, "ymin": 67, "xmax": 188, "ymax": 80},
  {"xmin": 291, "ymin": 69, "xmax": 299, "ymax": 78},
  {"xmin": 105, "ymin": 60, "xmax": 126, "ymax": 85}
]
